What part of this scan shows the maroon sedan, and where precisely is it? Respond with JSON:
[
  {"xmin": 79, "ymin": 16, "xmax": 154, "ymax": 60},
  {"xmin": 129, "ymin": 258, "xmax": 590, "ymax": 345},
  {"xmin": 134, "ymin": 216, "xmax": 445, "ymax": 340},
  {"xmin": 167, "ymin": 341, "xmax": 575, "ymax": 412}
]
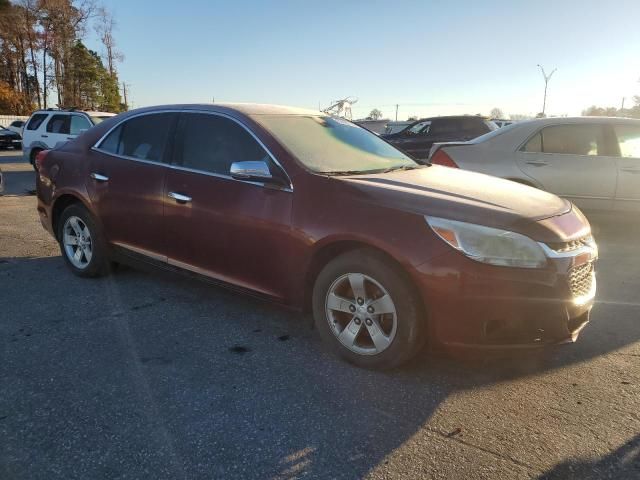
[{"xmin": 35, "ymin": 104, "xmax": 598, "ymax": 369}]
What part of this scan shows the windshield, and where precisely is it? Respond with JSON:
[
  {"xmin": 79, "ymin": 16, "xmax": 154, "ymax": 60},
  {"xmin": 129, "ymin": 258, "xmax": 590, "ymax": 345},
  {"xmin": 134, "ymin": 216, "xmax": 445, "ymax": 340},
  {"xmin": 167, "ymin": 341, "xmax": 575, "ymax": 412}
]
[{"xmin": 254, "ymin": 115, "xmax": 417, "ymax": 174}]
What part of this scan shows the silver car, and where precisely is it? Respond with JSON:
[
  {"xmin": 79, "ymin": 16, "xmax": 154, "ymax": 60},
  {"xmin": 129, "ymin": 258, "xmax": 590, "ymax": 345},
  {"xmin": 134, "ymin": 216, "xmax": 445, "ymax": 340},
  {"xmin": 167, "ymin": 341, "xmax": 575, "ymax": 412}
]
[{"xmin": 429, "ymin": 117, "xmax": 640, "ymax": 212}]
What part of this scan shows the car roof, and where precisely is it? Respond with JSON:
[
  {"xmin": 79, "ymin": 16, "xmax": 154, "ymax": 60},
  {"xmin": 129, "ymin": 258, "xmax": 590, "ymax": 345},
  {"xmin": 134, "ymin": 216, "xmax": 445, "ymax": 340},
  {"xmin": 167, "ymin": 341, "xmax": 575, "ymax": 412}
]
[
  {"xmin": 31, "ymin": 109, "xmax": 116, "ymax": 116},
  {"xmin": 121, "ymin": 103, "xmax": 322, "ymax": 117},
  {"xmin": 514, "ymin": 116, "xmax": 640, "ymax": 127},
  {"xmin": 414, "ymin": 115, "xmax": 489, "ymax": 122}
]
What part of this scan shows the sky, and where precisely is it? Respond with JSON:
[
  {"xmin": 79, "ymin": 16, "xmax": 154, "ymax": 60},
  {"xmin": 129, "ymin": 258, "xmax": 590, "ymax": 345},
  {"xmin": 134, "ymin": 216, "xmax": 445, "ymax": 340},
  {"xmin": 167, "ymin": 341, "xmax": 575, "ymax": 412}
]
[{"xmin": 87, "ymin": 0, "xmax": 640, "ymax": 120}]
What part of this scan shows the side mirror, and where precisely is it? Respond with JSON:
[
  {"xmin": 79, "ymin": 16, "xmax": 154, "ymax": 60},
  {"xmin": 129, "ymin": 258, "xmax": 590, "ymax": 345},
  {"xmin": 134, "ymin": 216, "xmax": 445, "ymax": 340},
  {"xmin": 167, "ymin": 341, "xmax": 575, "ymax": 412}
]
[{"xmin": 229, "ymin": 161, "xmax": 273, "ymax": 182}]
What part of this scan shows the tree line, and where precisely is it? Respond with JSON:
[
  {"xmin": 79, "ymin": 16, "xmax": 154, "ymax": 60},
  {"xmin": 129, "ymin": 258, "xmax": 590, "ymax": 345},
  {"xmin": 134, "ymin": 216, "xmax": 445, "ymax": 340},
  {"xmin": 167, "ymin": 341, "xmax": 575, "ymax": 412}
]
[
  {"xmin": 582, "ymin": 99, "xmax": 640, "ymax": 118},
  {"xmin": 0, "ymin": 0, "xmax": 126, "ymax": 115}
]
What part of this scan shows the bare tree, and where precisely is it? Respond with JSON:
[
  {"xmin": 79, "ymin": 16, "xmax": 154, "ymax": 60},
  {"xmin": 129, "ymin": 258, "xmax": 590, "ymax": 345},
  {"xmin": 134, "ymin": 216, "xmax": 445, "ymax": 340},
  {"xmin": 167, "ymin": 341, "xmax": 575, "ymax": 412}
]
[
  {"xmin": 94, "ymin": 6, "xmax": 122, "ymax": 77},
  {"xmin": 368, "ymin": 108, "xmax": 382, "ymax": 120},
  {"xmin": 490, "ymin": 107, "xmax": 504, "ymax": 119}
]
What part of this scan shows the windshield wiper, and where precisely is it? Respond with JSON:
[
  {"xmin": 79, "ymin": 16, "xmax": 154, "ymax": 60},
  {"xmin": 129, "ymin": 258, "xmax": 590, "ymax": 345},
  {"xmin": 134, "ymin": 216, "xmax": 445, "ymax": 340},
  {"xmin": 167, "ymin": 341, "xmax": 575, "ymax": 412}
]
[
  {"xmin": 316, "ymin": 170, "xmax": 370, "ymax": 176},
  {"xmin": 380, "ymin": 164, "xmax": 425, "ymax": 173}
]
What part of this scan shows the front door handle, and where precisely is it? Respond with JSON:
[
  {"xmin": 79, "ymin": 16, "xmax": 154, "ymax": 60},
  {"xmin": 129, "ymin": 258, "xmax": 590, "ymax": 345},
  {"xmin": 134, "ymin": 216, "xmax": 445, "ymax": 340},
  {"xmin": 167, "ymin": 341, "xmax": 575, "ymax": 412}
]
[
  {"xmin": 168, "ymin": 192, "xmax": 192, "ymax": 204},
  {"xmin": 41, "ymin": 134, "xmax": 48, "ymax": 138},
  {"xmin": 621, "ymin": 167, "xmax": 640, "ymax": 174},
  {"xmin": 90, "ymin": 172, "xmax": 109, "ymax": 182},
  {"xmin": 526, "ymin": 161, "xmax": 549, "ymax": 167}
]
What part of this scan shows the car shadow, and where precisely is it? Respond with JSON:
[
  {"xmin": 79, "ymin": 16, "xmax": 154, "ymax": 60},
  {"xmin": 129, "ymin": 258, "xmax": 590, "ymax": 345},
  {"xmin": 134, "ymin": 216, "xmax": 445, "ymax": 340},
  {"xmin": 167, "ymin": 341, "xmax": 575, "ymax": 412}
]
[
  {"xmin": 536, "ymin": 433, "xmax": 640, "ymax": 479},
  {"xmin": 1, "ymin": 243, "xmax": 639, "ymax": 479}
]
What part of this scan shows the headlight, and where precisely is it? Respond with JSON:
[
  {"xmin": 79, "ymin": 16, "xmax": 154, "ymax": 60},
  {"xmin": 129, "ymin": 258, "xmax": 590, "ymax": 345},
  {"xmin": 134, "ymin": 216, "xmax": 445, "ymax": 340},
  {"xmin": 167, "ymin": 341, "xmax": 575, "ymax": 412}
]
[{"xmin": 426, "ymin": 216, "xmax": 547, "ymax": 268}]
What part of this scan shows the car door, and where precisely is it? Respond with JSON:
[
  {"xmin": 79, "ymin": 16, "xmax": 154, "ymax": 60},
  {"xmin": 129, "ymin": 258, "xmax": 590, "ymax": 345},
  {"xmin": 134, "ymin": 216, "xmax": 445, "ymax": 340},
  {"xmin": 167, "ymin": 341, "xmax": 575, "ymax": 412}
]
[
  {"xmin": 164, "ymin": 111, "xmax": 294, "ymax": 300},
  {"xmin": 86, "ymin": 112, "xmax": 178, "ymax": 258},
  {"xmin": 516, "ymin": 123, "xmax": 617, "ymax": 210},
  {"xmin": 612, "ymin": 123, "xmax": 640, "ymax": 211},
  {"xmin": 43, "ymin": 114, "xmax": 72, "ymax": 148}
]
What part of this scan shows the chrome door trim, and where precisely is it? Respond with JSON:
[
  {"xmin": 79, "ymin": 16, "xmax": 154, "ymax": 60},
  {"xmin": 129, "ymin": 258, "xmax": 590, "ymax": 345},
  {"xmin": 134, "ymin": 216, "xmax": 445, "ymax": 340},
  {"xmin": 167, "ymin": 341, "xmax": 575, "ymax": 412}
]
[
  {"xmin": 167, "ymin": 257, "xmax": 277, "ymax": 297},
  {"xmin": 112, "ymin": 242, "xmax": 167, "ymax": 262},
  {"xmin": 90, "ymin": 108, "xmax": 294, "ymax": 192}
]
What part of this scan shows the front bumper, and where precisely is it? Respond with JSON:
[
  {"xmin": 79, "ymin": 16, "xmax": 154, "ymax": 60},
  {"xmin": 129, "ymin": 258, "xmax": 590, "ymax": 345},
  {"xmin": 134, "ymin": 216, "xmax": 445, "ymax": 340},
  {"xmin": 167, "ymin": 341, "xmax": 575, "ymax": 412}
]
[
  {"xmin": 0, "ymin": 137, "xmax": 21, "ymax": 148},
  {"xmin": 413, "ymin": 248, "xmax": 596, "ymax": 348}
]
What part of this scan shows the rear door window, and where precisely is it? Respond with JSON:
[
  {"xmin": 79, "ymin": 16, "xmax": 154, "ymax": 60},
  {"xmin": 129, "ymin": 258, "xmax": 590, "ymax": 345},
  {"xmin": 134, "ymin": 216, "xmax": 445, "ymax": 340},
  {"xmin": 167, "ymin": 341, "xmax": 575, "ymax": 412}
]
[
  {"xmin": 46, "ymin": 115, "xmax": 70, "ymax": 134},
  {"xmin": 430, "ymin": 119, "xmax": 460, "ymax": 135},
  {"xmin": 26, "ymin": 113, "xmax": 48, "ymax": 131},
  {"xmin": 539, "ymin": 124, "xmax": 604, "ymax": 156},
  {"xmin": 460, "ymin": 118, "xmax": 489, "ymax": 136},
  {"xmin": 614, "ymin": 124, "xmax": 640, "ymax": 158},
  {"xmin": 96, "ymin": 113, "xmax": 175, "ymax": 162}
]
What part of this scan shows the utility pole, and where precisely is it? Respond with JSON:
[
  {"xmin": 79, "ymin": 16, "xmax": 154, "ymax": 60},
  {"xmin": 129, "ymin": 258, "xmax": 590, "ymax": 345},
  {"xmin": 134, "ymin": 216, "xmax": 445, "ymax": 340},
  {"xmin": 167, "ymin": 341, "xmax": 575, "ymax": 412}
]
[
  {"xmin": 537, "ymin": 64, "xmax": 556, "ymax": 116},
  {"xmin": 395, "ymin": 104, "xmax": 399, "ymax": 121},
  {"xmin": 621, "ymin": 97, "xmax": 626, "ymax": 111},
  {"xmin": 122, "ymin": 82, "xmax": 128, "ymax": 110}
]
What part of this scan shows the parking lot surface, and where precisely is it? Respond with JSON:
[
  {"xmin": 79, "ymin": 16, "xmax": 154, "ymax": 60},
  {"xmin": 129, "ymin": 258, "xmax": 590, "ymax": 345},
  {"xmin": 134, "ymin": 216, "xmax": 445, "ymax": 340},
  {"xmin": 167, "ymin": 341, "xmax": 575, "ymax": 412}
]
[{"xmin": 1, "ymin": 150, "xmax": 639, "ymax": 479}]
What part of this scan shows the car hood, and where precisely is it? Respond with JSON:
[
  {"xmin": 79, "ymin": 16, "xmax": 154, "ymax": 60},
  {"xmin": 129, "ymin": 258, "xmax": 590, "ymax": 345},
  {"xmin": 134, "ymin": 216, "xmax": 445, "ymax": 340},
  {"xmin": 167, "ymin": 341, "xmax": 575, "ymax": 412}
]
[{"xmin": 338, "ymin": 166, "xmax": 584, "ymax": 243}]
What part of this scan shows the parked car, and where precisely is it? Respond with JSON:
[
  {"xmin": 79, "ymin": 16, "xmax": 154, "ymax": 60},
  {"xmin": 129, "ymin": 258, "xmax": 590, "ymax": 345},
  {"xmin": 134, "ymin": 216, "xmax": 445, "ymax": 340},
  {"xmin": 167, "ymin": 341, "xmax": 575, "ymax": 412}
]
[
  {"xmin": 429, "ymin": 117, "xmax": 640, "ymax": 212},
  {"xmin": 35, "ymin": 104, "xmax": 597, "ymax": 369},
  {"xmin": 0, "ymin": 167, "xmax": 3, "ymax": 195},
  {"xmin": 7, "ymin": 119, "xmax": 26, "ymax": 135},
  {"xmin": 380, "ymin": 115, "xmax": 497, "ymax": 160},
  {"xmin": 0, "ymin": 125, "xmax": 22, "ymax": 150},
  {"xmin": 22, "ymin": 109, "xmax": 116, "ymax": 168}
]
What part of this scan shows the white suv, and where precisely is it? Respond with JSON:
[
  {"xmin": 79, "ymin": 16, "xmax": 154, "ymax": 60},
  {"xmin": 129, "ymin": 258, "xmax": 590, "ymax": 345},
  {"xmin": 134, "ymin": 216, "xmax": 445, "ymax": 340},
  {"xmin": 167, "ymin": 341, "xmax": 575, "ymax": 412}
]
[{"xmin": 22, "ymin": 109, "xmax": 116, "ymax": 167}]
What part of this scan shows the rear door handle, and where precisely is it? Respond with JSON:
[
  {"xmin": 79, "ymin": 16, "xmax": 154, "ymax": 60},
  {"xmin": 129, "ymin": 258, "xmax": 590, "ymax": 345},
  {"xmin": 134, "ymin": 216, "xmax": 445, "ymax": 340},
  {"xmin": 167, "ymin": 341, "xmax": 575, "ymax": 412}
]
[
  {"xmin": 168, "ymin": 192, "xmax": 192, "ymax": 204},
  {"xmin": 90, "ymin": 172, "xmax": 109, "ymax": 182},
  {"xmin": 526, "ymin": 161, "xmax": 549, "ymax": 167},
  {"xmin": 621, "ymin": 167, "xmax": 640, "ymax": 174},
  {"xmin": 41, "ymin": 134, "xmax": 48, "ymax": 138}
]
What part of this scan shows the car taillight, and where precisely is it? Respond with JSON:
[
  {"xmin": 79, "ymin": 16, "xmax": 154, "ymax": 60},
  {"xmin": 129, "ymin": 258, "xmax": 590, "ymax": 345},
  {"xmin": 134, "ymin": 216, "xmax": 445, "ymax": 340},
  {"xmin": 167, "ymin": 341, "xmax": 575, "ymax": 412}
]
[
  {"xmin": 35, "ymin": 150, "xmax": 50, "ymax": 170},
  {"xmin": 430, "ymin": 149, "xmax": 459, "ymax": 168}
]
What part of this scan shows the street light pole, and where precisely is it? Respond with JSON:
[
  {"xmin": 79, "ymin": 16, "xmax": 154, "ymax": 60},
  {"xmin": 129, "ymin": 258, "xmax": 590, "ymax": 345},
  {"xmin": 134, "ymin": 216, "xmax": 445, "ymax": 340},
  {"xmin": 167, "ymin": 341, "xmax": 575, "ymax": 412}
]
[{"xmin": 537, "ymin": 64, "xmax": 557, "ymax": 116}]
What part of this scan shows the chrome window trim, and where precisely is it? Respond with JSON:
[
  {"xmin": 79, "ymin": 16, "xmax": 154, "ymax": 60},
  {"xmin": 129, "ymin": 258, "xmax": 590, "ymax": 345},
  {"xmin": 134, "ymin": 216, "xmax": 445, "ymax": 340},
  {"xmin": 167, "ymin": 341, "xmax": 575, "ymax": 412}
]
[{"xmin": 91, "ymin": 108, "xmax": 293, "ymax": 192}]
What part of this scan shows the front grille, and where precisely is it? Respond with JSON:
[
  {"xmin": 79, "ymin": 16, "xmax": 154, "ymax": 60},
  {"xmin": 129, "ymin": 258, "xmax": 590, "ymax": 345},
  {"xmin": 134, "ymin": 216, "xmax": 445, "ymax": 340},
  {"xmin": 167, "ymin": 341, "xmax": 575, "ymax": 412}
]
[{"xmin": 568, "ymin": 262, "xmax": 594, "ymax": 298}]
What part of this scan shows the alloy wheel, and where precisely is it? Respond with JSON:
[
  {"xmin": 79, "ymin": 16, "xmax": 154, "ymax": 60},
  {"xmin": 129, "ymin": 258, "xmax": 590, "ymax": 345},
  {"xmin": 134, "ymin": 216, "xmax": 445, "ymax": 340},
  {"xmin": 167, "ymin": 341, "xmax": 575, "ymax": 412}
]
[
  {"xmin": 62, "ymin": 216, "xmax": 93, "ymax": 269},
  {"xmin": 325, "ymin": 273, "xmax": 398, "ymax": 355}
]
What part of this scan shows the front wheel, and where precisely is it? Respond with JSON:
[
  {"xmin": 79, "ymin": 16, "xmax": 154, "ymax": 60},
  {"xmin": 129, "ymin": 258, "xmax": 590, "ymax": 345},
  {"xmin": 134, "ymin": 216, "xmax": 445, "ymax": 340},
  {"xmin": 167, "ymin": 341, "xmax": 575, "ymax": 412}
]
[
  {"xmin": 312, "ymin": 249, "xmax": 425, "ymax": 369},
  {"xmin": 57, "ymin": 204, "xmax": 110, "ymax": 277}
]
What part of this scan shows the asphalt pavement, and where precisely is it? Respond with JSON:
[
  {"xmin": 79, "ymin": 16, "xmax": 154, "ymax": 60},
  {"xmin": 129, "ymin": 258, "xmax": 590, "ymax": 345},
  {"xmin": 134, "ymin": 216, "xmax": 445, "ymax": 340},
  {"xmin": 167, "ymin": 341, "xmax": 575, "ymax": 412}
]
[{"xmin": 1, "ymin": 150, "xmax": 639, "ymax": 479}]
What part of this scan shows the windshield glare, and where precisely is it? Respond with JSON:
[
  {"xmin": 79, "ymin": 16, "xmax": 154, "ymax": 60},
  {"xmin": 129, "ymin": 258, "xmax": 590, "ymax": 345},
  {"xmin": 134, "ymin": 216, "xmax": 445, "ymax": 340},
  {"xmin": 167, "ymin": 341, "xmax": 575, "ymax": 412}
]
[{"xmin": 254, "ymin": 115, "xmax": 417, "ymax": 174}]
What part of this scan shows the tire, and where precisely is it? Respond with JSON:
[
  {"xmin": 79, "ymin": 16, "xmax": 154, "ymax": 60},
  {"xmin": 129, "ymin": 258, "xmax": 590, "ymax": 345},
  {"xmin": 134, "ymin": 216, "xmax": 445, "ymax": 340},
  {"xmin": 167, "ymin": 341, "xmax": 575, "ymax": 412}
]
[
  {"xmin": 312, "ymin": 249, "xmax": 425, "ymax": 369},
  {"xmin": 30, "ymin": 148, "xmax": 41, "ymax": 171},
  {"xmin": 57, "ymin": 204, "xmax": 110, "ymax": 277}
]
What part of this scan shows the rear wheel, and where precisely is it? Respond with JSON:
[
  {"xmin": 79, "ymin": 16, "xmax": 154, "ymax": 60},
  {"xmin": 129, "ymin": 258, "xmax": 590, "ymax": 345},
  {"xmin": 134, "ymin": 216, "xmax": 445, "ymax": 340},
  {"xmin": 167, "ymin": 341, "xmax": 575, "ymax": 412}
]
[
  {"xmin": 312, "ymin": 249, "xmax": 425, "ymax": 369},
  {"xmin": 57, "ymin": 204, "xmax": 110, "ymax": 277}
]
